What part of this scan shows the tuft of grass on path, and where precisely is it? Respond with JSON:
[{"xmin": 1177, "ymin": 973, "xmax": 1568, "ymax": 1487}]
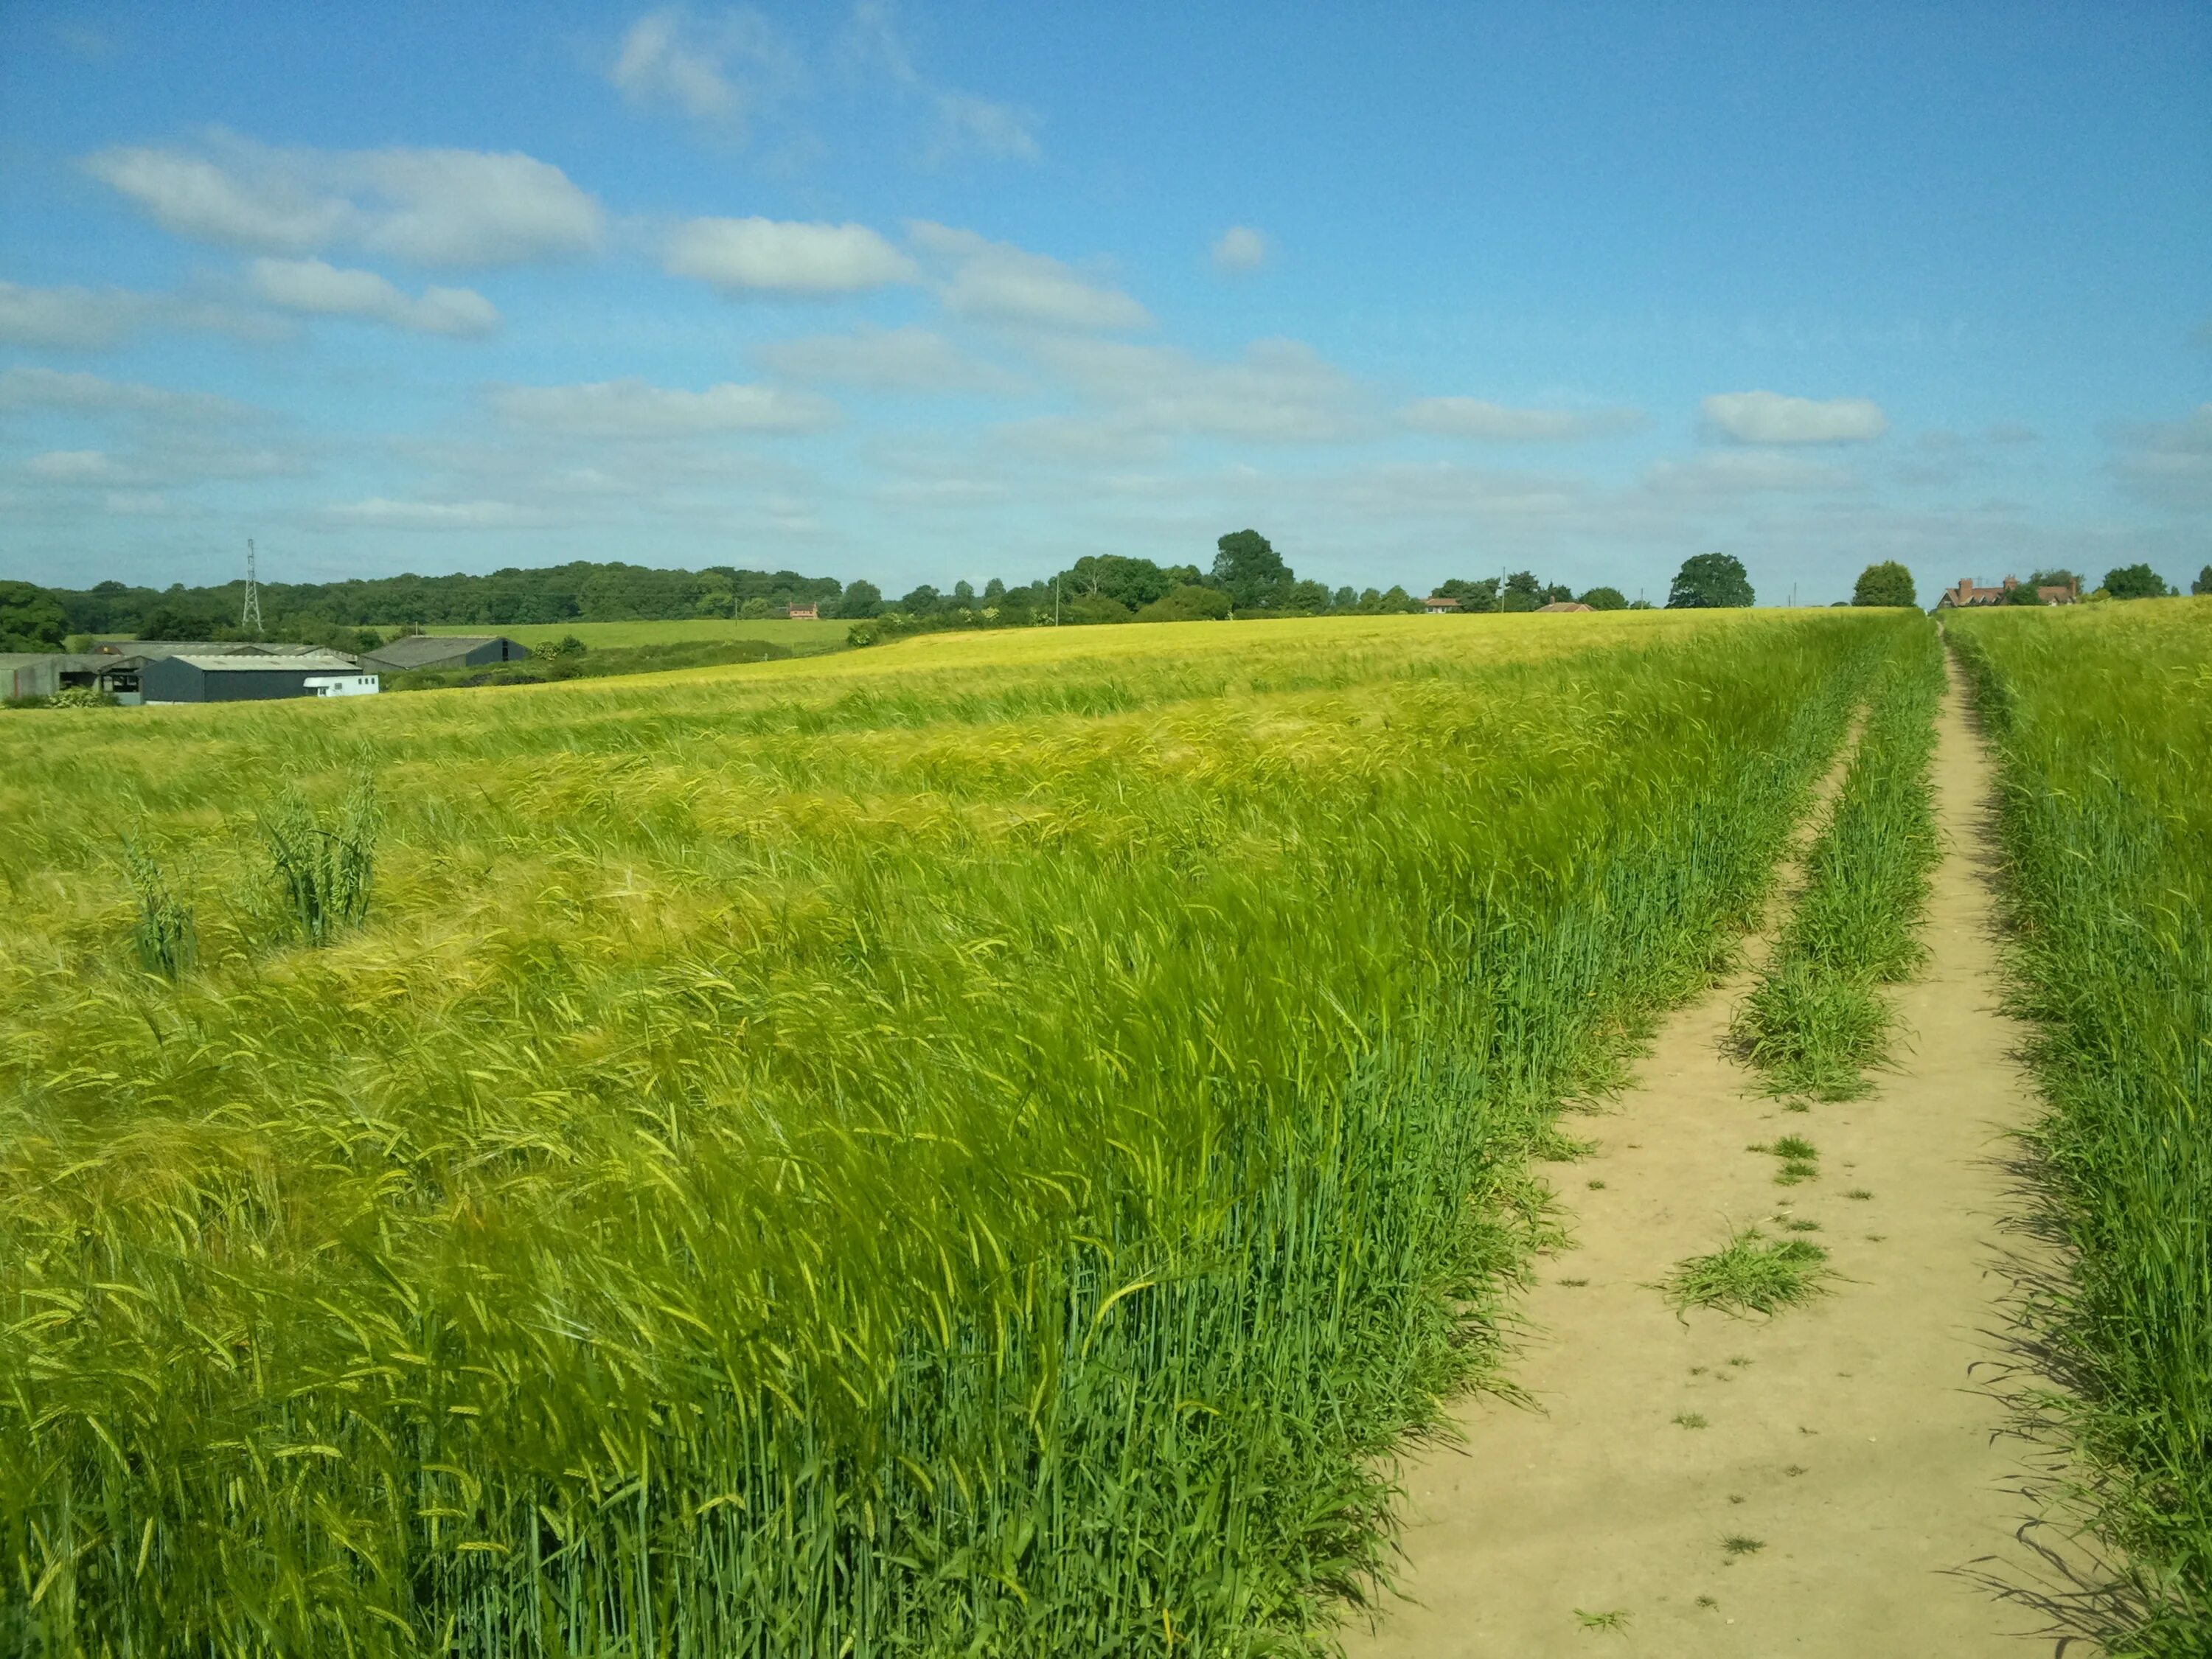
[{"xmin": 1665, "ymin": 1228, "xmax": 1832, "ymax": 1316}]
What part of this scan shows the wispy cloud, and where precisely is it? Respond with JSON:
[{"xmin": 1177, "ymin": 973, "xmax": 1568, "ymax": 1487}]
[
  {"xmin": 2107, "ymin": 403, "xmax": 2212, "ymax": 510},
  {"xmin": 609, "ymin": 8, "xmax": 799, "ymax": 134},
  {"xmin": 753, "ymin": 326, "xmax": 1022, "ymax": 393},
  {"xmin": 249, "ymin": 258, "xmax": 498, "ymax": 336},
  {"xmin": 845, "ymin": 1, "xmax": 1040, "ymax": 164},
  {"xmin": 909, "ymin": 221, "xmax": 1149, "ymax": 332},
  {"xmin": 487, "ymin": 378, "xmax": 836, "ymax": 437},
  {"xmin": 85, "ymin": 133, "xmax": 604, "ymax": 268},
  {"xmin": 0, "ymin": 279, "xmax": 279, "ymax": 349},
  {"xmin": 1211, "ymin": 226, "xmax": 1268, "ymax": 275},
  {"xmin": 1644, "ymin": 449, "xmax": 1858, "ymax": 495},
  {"xmin": 1701, "ymin": 390, "xmax": 1888, "ymax": 445},
  {"xmin": 1399, "ymin": 397, "xmax": 1644, "ymax": 442}
]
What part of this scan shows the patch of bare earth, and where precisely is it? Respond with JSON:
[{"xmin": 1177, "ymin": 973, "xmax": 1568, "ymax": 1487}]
[{"xmin": 1343, "ymin": 661, "xmax": 2084, "ymax": 1656}]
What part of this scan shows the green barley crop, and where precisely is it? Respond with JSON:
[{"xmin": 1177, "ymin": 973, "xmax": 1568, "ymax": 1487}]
[
  {"xmin": 257, "ymin": 767, "xmax": 380, "ymax": 945},
  {"xmin": 1951, "ymin": 599, "xmax": 2212, "ymax": 1655},
  {"xmin": 0, "ymin": 613, "xmax": 1893, "ymax": 1655},
  {"xmin": 119, "ymin": 838, "xmax": 195, "ymax": 978},
  {"xmin": 1735, "ymin": 616, "xmax": 1945, "ymax": 1098}
]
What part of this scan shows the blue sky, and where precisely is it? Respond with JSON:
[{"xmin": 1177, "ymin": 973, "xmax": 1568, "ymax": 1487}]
[{"xmin": 1, "ymin": 1, "xmax": 2205, "ymax": 602}]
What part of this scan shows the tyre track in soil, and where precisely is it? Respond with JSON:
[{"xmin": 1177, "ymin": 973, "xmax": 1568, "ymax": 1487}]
[{"xmin": 1341, "ymin": 653, "xmax": 2079, "ymax": 1656}]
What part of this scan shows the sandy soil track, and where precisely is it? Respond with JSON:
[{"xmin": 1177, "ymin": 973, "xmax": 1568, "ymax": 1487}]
[{"xmin": 1343, "ymin": 658, "xmax": 2076, "ymax": 1656}]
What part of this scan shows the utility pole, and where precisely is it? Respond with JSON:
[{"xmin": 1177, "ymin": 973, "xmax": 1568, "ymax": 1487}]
[{"xmin": 241, "ymin": 538, "xmax": 264, "ymax": 635}]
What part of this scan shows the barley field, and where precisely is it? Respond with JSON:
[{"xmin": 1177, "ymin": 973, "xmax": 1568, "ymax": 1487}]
[
  {"xmin": 1951, "ymin": 599, "xmax": 2212, "ymax": 1653},
  {"xmin": 0, "ymin": 611, "xmax": 1896, "ymax": 1655}
]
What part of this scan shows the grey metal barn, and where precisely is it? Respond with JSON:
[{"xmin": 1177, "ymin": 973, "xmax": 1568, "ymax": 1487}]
[
  {"xmin": 361, "ymin": 635, "xmax": 533, "ymax": 675},
  {"xmin": 1, "ymin": 653, "xmax": 145, "ymax": 701},
  {"xmin": 139, "ymin": 655, "xmax": 379, "ymax": 704}
]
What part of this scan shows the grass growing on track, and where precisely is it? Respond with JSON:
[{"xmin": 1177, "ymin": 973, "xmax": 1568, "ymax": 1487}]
[
  {"xmin": 1951, "ymin": 599, "xmax": 2212, "ymax": 1655},
  {"xmin": 1663, "ymin": 1229, "xmax": 1832, "ymax": 1318},
  {"xmin": 0, "ymin": 612, "xmax": 1889, "ymax": 1655},
  {"xmin": 1734, "ymin": 616, "xmax": 1946, "ymax": 1099}
]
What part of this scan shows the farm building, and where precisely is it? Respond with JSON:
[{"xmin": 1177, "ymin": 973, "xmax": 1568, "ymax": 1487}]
[
  {"xmin": 1536, "ymin": 601, "xmax": 1595, "ymax": 613},
  {"xmin": 786, "ymin": 602, "xmax": 820, "ymax": 620},
  {"xmin": 0, "ymin": 653, "xmax": 147, "ymax": 702},
  {"xmin": 360, "ymin": 635, "xmax": 533, "ymax": 675},
  {"xmin": 1935, "ymin": 575, "xmax": 2079, "ymax": 610},
  {"xmin": 139, "ymin": 654, "xmax": 378, "ymax": 704},
  {"xmin": 1421, "ymin": 596, "xmax": 1461, "ymax": 613},
  {"xmin": 93, "ymin": 640, "xmax": 313, "ymax": 659}
]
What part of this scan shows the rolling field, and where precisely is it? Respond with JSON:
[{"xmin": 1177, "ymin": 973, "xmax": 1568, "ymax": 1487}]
[
  {"xmin": 1952, "ymin": 599, "xmax": 2212, "ymax": 1652},
  {"xmin": 0, "ymin": 611, "xmax": 1902, "ymax": 1654},
  {"xmin": 417, "ymin": 617, "xmax": 853, "ymax": 652}
]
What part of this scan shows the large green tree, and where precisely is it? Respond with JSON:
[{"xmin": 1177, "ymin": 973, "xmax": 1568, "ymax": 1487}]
[
  {"xmin": 1210, "ymin": 529, "xmax": 1290, "ymax": 611},
  {"xmin": 1851, "ymin": 561, "xmax": 1916, "ymax": 608},
  {"xmin": 1576, "ymin": 586, "xmax": 1628, "ymax": 611},
  {"xmin": 1435, "ymin": 577, "xmax": 1501, "ymax": 612},
  {"xmin": 1500, "ymin": 571, "xmax": 1545, "ymax": 612},
  {"xmin": 2104, "ymin": 563, "xmax": 2171, "ymax": 600},
  {"xmin": 1134, "ymin": 584, "xmax": 1232, "ymax": 622},
  {"xmin": 2195, "ymin": 565, "xmax": 2211, "ymax": 597},
  {"xmin": 830, "ymin": 580, "xmax": 883, "ymax": 619},
  {"xmin": 0, "ymin": 581, "xmax": 68, "ymax": 651},
  {"xmin": 1667, "ymin": 552, "xmax": 1754, "ymax": 609}
]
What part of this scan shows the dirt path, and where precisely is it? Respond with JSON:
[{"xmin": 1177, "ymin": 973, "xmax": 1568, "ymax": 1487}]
[{"xmin": 1343, "ymin": 657, "xmax": 2070, "ymax": 1656}]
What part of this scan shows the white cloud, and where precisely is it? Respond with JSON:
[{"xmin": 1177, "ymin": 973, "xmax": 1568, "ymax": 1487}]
[
  {"xmin": 1024, "ymin": 335, "xmax": 1368, "ymax": 444},
  {"xmin": 845, "ymin": 1, "xmax": 1040, "ymax": 163},
  {"xmin": 1644, "ymin": 451, "xmax": 1857, "ymax": 495},
  {"xmin": 1701, "ymin": 390, "xmax": 1888, "ymax": 445},
  {"xmin": 84, "ymin": 136, "xmax": 604, "ymax": 268},
  {"xmin": 0, "ymin": 279, "xmax": 282, "ymax": 349},
  {"xmin": 928, "ymin": 91, "xmax": 1040, "ymax": 163},
  {"xmin": 488, "ymin": 377, "xmax": 835, "ymax": 437},
  {"xmin": 1211, "ymin": 226, "xmax": 1268, "ymax": 274},
  {"xmin": 0, "ymin": 366, "xmax": 243, "ymax": 420},
  {"xmin": 909, "ymin": 221, "xmax": 1150, "ymax": 332},
  {"xmin": 355, "ymin": 149, "xmax": 602, "ymax": 266},
  {"xmin": 0, "ymin": 282, "xmax": 153, "ymax": 349},
  {"xmin": 85, "ymin": 145, "xmax": 349, "ymax": 253},
  {"xmin": 1399, "ymin": 397, "xmax": 1644, "ymax": 442},
  {"xmin": 752, "ymin": 325, "xmax": 1019, "ymax": 392},
  {"xmin": 610, "ymin": 7, "xmax": 798, "ymax": 131},
  {"xmin": 249, "ymin": 258, "xmax": 498, "ymax": 336},
  {"xmin": 665, "ymin": 217, "xmax": 917, "ymax": 296},
  {"xmin": 26, "ymin": 449, "xmax": 125, "ymax": 481}
]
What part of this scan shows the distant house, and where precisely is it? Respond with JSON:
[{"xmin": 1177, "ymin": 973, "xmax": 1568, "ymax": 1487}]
[
  {"xmin": 1, "ymin": 652, "xmax": 147, "ymax": 703},
  {"xmin": 786, "ymin": 602, "xmax": 820, "ymax": 620},
  {"xmin": 1935, "ymin": 575, "xmax": 2079, "ymax": 610},
  {"xmin": 1536, "ymin": 601, "xmax": 1594, "ymax": 613},
  {"xmin": 1421, "ymin": 595, "xmax": 1461, "ymax": 614},
  {"xmin": 140, "ymin": 654, "xmax": 378, "ymax": 704},
  {"xmin": 360, "ymin": 635, "xmax": 532, "ymax": 675}
]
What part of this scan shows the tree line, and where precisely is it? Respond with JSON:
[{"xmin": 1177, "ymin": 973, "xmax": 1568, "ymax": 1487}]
[
  {"xmin": 4, "ymin": 563, "xmax": 844, "ymax": 652},
  {"xmin": 7, "ymin": 544, "xmax": 2202, "ymax": 654}
]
